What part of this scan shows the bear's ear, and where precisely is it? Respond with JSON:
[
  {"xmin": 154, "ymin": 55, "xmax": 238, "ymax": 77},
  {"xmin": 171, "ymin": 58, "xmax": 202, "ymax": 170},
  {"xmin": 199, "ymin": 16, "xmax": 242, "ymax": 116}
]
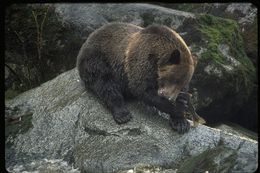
[{"xmin": 169, "ymin": 49, "xmax": 181, "ymax": 65}]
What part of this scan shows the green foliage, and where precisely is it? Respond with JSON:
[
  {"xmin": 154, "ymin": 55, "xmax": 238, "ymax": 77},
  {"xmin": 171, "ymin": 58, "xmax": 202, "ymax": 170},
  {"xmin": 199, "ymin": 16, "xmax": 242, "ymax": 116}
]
[
  {"xmin": 5, "ymin": 89, "xmax": 21, "ymax": 100},
  {"xmin": 5, "ymin": 4, "xmax": 82, "ymax": 91}
]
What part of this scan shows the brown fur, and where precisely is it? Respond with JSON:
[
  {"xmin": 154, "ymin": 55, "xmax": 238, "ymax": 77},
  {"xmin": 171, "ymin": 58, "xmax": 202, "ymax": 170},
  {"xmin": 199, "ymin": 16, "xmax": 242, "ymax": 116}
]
[
  {"xmin": 77, "ymin": 22, "xmax": 196, "ymax": 133},
  {"xmin": 124, "ymin": 25, "xmax": 195, "ymax": 100}
]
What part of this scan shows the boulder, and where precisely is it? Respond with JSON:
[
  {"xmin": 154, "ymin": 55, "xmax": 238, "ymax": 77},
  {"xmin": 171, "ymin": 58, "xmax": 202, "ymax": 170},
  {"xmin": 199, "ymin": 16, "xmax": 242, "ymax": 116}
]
[
  {"xmin": 5, "ymin": 68, "xmax": 258, "ymax": 173},
  {"xmin": 53, "ymin": 3, "xmax": 195, "ymax": 35}
]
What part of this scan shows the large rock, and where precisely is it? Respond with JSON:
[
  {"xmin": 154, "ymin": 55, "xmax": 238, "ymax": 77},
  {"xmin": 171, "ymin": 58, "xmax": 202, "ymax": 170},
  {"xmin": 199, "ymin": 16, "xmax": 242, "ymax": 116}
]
[
  {"xmin": 5, "ymin": 68, "xmax": 258, "ymax": 173},
  {"xmin": 53, "ymin": 3, "xmax": 195, "ymax": 36}
]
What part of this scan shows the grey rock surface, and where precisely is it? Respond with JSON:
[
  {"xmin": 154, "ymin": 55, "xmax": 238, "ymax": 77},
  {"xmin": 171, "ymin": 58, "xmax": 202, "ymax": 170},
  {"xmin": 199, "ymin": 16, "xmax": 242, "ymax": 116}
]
[
  {"xmin": 53, "ymin": 3, "xmax": 195, "ymax": 39},
  {"xmin": 5, "ymin": 68, "xmax": 258, "ymax": 172},
  {"xmin": 224, "ymin": 3, "xmax": 257, "ymax": 25}
]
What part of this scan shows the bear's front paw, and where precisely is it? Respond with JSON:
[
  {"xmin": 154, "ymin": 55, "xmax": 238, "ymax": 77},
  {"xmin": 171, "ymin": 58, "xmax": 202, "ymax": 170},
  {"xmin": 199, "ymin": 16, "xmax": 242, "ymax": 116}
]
[
  {"xmin": 113, "ymin": 108, "xmax": 132, "ymax": 124},
  {"xmin": 170, "ymin": 117, "xmax": 190, "ymax": 133}
]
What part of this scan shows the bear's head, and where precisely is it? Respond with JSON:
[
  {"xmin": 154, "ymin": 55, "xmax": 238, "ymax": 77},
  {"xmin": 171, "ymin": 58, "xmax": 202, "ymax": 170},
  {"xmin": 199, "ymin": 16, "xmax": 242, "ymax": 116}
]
[
  {"xmin": 125, "ymin": 25, "xmax": 197, "ymax": 100},
  {"xmin": 157, "ymin": 50, "xmax": 197, "ymax": 102},
  {"xmin": 141, "ymin": 25, "xmax": 197, "ymax": 102}
]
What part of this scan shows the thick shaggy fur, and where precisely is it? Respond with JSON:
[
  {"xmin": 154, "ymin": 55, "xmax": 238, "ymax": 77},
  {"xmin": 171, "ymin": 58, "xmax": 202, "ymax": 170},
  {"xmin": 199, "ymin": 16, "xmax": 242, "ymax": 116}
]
[{"xmin": 77, "ymin": 23, "xmax": 196, "ymax": 133}]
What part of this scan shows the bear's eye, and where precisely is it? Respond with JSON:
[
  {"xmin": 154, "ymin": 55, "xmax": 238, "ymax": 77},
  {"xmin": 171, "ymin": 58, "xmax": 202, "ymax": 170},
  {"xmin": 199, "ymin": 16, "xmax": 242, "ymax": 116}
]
[{"xmin": 169, "ymin": 49, "xmax": 180, "ymax": 65}]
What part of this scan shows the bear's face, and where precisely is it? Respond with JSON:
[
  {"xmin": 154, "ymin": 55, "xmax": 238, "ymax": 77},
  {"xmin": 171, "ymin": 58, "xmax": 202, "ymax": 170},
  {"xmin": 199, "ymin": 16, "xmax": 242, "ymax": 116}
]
[
  {"xmin": 157, "ymin": 49, "xmax": 197, "ymax": 102},
  {"xmin": 124, "ymin": 25, "xmax": 197, "ymax": 99}
]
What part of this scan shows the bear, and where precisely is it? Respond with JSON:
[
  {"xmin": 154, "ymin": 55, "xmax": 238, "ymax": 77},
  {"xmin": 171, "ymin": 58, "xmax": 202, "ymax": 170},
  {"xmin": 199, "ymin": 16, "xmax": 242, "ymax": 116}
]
[{"xmin": 77, "ymin": 22, "xmax": 197, "ymax": 133}]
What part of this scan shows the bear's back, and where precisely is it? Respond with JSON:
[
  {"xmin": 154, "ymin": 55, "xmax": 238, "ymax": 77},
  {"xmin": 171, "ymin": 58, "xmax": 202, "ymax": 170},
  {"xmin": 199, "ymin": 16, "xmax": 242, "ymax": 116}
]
[
  {"xmin": 77, "ymin": 23, "xmax": 143, "ymax": 91},
  {"xmin": 85, "ymin": 23, "xmax": 142, "ymax": 60}
]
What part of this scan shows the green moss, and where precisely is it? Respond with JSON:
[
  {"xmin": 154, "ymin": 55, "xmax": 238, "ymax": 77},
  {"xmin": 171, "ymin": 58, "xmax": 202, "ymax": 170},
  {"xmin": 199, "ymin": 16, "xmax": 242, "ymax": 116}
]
[
  {"xmin": 198, "ymin": 15, "xmax": 235, "ymax": 60},
  {"xmin": 5, "ymin": 89, "xmax": 21, "ymax": 100},
  {"xmin": 178, "ymin": 146, "xmax": 237, "ymax": 173},
  {"xmin": 198, "ymin": 14, "xmax": 253, "ymax": 66},
  {"xmin": 201, "ymin": 42, "xmax": 225, "ymax": 64},
  {"xmin": 179, "ymin": 149, "xmax": 217, "ymax": 172}
]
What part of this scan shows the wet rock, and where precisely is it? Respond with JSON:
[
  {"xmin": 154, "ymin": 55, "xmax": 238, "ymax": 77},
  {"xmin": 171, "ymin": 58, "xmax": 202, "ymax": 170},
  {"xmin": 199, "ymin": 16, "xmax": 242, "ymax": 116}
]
[{"xmin": 5, "ymin": 68, "xmax": 258, "ymax": 172}]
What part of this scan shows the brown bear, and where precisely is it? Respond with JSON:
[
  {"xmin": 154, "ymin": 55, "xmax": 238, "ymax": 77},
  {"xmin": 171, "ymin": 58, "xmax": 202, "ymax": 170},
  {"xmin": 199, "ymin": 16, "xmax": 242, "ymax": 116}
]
[{"xmin": 77, "ymin": 22, "xmax": 197, "ymax": 133}]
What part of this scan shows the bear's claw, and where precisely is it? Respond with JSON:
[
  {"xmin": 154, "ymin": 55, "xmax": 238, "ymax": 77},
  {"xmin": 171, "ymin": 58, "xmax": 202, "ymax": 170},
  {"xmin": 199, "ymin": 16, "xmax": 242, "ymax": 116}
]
[
  {"xmin": 113, "ymin": 108, "xmax": 132, "ymax": 124},
  {"xmin": 170, "ymin": 117, "xmax": 190, "ymax": 133}
]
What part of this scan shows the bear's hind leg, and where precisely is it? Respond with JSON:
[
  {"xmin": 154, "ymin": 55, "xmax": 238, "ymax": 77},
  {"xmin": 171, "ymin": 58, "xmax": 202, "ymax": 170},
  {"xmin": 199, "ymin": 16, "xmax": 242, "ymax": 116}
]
[{"xmin": 78, "ymin": 49, "xmax": 132, "ymax": 124}]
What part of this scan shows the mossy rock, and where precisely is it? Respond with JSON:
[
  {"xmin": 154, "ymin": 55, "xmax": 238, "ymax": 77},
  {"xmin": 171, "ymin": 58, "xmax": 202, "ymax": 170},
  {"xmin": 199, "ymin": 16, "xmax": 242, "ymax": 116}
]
[
  {"xmin": 197, "ymin": 14, "xmax": 255, "ymax": 100},
  {"xmin": 182, "ymin": 14, "xmax": 254, "ymax": 100},
  {"xmin": 178, "ymin": 14, "xmax": 256, "ymax": 127},
  {"xmin": 178, "ymin": 146, "xmax": 237, "ymax": 173}
]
